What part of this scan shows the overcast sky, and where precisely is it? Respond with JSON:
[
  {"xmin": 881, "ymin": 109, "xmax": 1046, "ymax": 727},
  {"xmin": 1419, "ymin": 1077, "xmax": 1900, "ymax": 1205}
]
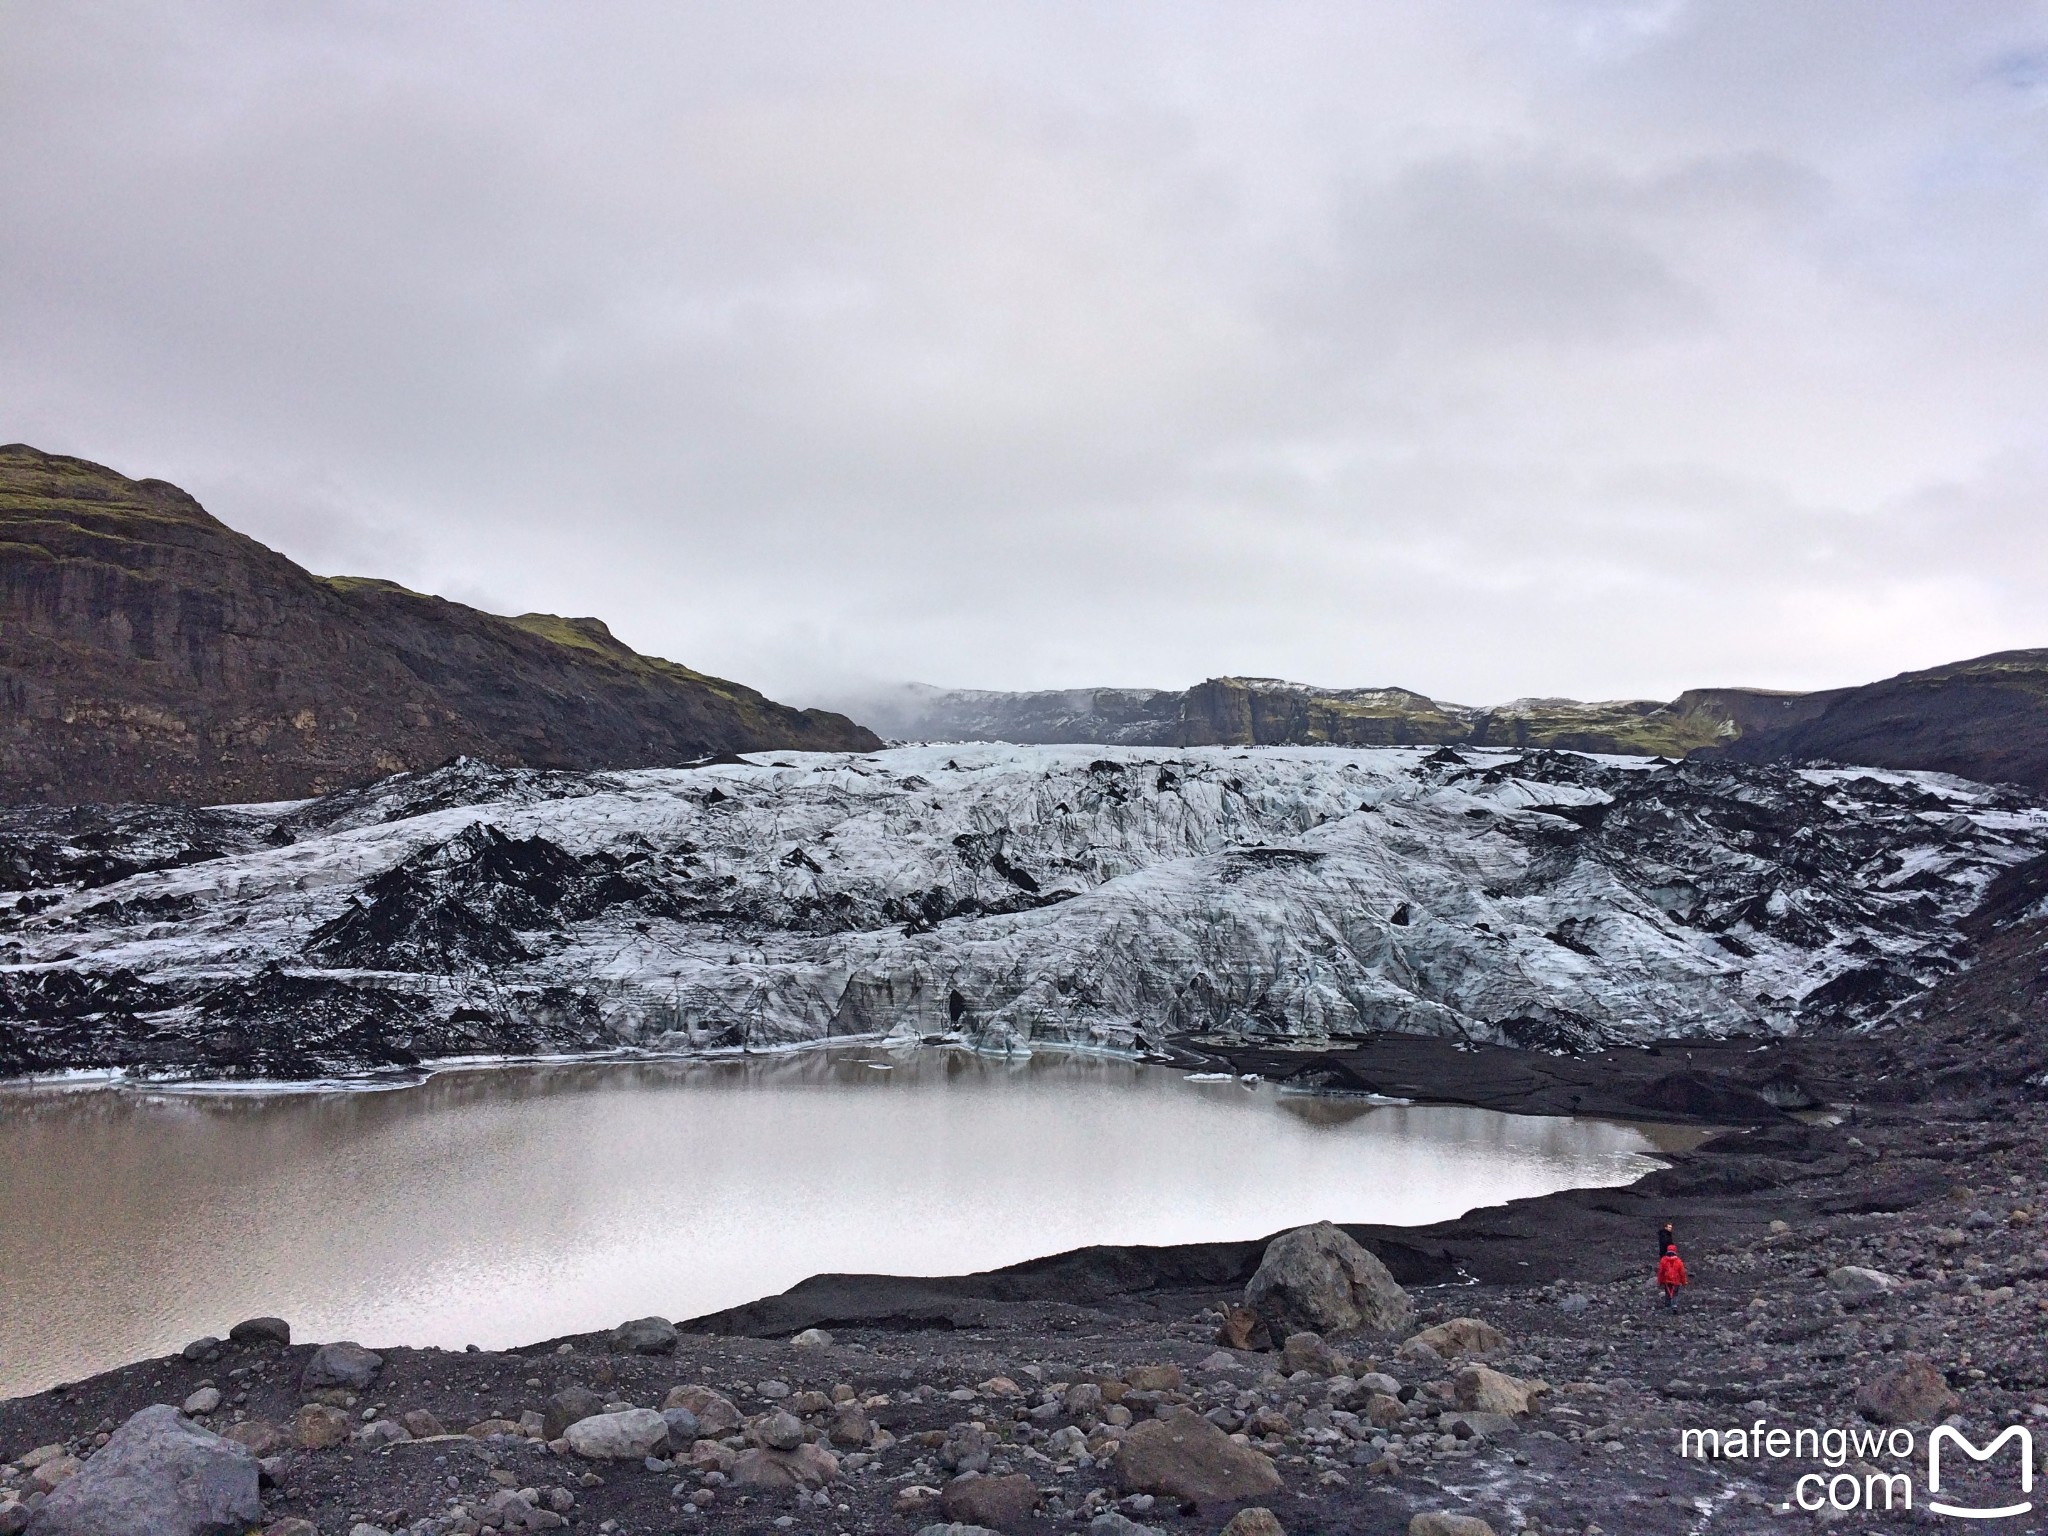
[{"xmin": 5, "ymin": 3, "xmax": 2047, "ymax": 709}]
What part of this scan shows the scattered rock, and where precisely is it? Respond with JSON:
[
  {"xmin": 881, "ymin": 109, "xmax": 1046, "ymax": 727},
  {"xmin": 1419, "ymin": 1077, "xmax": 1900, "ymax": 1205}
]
[
  {"xmin": 223, "ymin": 1419, "xmax": 287, "ymax": 1457},
  {"xmin": 1214, "ymin": 1304, "xmax": 1272, "ymax": 1352},
  {"xmin": 293, "ymin": 1403, "xmax": 352, "ymax": 1449},
  {"xmin": 1856, "ymin": 1354, "xmax": 1961, "ymax": 1425},
  {"xmin": 1827, "ymin": 1265, "xmax": 1899, "ymax": 1302},
  {"xmin": 564, "ymin": 1409, "xmax": 670, "ymax": 1461},
  {"xmin": 1219, "ymin": 1512, "xmax": 1287, "ymax": 1536},
  {"xmin": 1246, "ymin": 1222, "xmax": 1412, "ymax": 1338},
  {"xmin": 181, "ymin": 1386, "xmax": 221, "ymax": 1416},
  {"xmin": 1409, "ymin": 1516, "xmax": 1496, "ymax": 1536},
  {"xmin": 1115, "ymin": 1406, "xmax": 1282, "ymax": 1502},
  {"xmin": 1406, "ymin": 1318, "xmax": 1509, "ymax": 1359},
  {"xmin": 29, "ymin": 1455, "xmax": 81, "ymax": 1491},
  {"xmin": 941, "ymin": 1471, "xmax": 1040, "ymax": 1529},
  {"xmin": 606, "ymin": 1316, "xmax": 678, "ymax": 1355},
  {"xmin": 751, "ymin": 1409, "xmax": 805, "ymax": 1452},
  {"xmin": 1087, "ymin": 1513, "xmax": 1160, "ymax": 1536},
  {"xmin": 27, "ymin": 1404, "xmax": 260, "ymax": 1536},
  {"xmin": 664, "ymin": 1385, "xmax": 742, "ymax": 1435},
  {"xmin": 543, "ymin": 1387, "xmax": 606, "ymax": 1440},
  {"xmin": 228, "ymin": 1317, "xmax": 291, "ymax": 1347},
  {"xmin": 261, "ymin": 1521, "xmax": 317, "ymax": 1536},
  {"xmin": 180, "ymin": 1337, "xmax": 222, "ymax": 1363},
  {"xmin": 1280, "ymin": 1332, "xmax": 1346, "ymax": 1376},
  {"xmin": 661, "ymin": 1406, "xmax": 701, "ymax": 1446},
  {"xmin": 399, "ymin": 1409, "xmax": 446, "ymax": 1439},
  {"xmin": 300, "ymin": 1341, "xmax": 383, "ymax": 1391},
  {"xmin": 1121, "ymin": 1364, "xmax": 1183, "ymax": 1393},
  {"xmin": 730, "ymin": 1442, "xmax": 838, "ymax": 1489},
  {"xmin": 1453, "ymin": 1366, "xmax": 1545, "ymax": 1417}
]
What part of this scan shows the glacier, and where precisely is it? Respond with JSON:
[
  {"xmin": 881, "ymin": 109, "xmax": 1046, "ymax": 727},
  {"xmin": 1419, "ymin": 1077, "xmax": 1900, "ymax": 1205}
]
[{"xmin": 2, "ymin": 743, "xmax": 2045, "ymax": 1078}]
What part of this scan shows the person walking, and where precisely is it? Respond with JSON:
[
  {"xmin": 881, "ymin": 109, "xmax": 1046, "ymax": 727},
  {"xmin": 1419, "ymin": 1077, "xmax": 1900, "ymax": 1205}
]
[
  {"xmin": 1657, "ymin": 1221, "xmax": 1675, "ymax": 1257},
  {"xmin": 1657, "ymin": 1245, "xmax": 1688, "ymax": 1310}
]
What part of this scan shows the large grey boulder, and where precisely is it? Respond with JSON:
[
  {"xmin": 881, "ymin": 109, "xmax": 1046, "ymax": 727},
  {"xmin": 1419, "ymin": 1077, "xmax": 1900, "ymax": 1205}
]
[
  {"xmin": 607, "ymin": 1316, "xmax": 678, "ymax": 1355},
  {"xmin": 1245, "ymin": 1222, "xmax": 1411, "ymax": 1338},
  {"xmin": 27, "ymin": 1404, "xmax": 259, "ymax": 1536},
  {"xmin": 300, "ymin": 1341, "xmax": 383, "ymax": 1391}
]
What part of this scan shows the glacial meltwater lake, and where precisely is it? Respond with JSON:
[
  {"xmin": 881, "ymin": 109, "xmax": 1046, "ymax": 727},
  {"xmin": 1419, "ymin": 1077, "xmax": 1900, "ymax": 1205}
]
[{"xmin": 0, "ymin": 1049, "xmax": 1700, "ymax": 1398}]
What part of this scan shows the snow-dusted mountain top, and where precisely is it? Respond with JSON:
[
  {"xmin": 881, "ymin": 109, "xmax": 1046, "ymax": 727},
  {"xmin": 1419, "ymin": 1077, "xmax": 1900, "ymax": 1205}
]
[{"xmin": 4, "ymin": 744, "xmax": 2045, "ymax": 1078}]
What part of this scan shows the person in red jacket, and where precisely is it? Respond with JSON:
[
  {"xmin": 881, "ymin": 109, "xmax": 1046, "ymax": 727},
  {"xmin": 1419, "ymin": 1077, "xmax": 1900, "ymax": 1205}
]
[{"xmin": 1657, "ymin": 1246, "xmax": 1688, "ymax": 1309}]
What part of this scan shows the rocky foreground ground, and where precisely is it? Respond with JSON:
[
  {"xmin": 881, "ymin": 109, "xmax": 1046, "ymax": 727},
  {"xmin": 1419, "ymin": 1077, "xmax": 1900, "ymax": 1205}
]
[{"xmin": 3, "ymin": 1072, "xmax": 2044, "ymax": 1536}]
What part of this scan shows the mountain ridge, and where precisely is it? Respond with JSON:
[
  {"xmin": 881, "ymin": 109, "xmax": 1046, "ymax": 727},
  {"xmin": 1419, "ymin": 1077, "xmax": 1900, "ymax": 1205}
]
[
  {"xmin": 0, "ymin": 444, "xmax": 879, "ymax": 804},
  {"xmin": 829, "ymin": 658, "xmax": 2048, "ymax": 790}
]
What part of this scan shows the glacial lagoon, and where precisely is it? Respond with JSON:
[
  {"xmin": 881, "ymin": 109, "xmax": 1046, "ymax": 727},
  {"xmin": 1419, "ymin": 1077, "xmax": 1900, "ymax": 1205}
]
[{"xmin": 0, "ymin": 1049, "xmax": 1701, "ymax": 1397}]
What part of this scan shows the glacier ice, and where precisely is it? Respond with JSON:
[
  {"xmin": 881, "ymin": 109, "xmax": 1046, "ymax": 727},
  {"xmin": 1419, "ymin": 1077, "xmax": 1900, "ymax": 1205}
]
[{"xmin": 2, "ymin": 743, "xmax": 2044, "ymax": 1078}]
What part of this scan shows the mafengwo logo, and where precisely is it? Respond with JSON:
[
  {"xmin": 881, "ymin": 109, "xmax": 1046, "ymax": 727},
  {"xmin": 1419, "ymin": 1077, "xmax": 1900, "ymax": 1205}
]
[{"xmin": 1679, "ymin": 1419, "xmax": 2035, "ymax": 1518}]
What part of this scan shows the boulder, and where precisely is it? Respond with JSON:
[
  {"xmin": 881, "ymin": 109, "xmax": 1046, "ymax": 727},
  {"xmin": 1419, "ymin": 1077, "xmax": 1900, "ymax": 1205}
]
[
  {"xmin": 661, "ymin": 1407, "xmax": 701, "ymax": 1446},
  {"xmin": 399, "ymin": 1410, "xmax": 447, "ymax": 1439},
  {"xmin": 300, "ymin": 1341, "xmax": 382, "ymax": 1391},
  {"xmin": 914, "ymin": 1526, "xmax": 1003, "ymax": 1536},
  {"xmin": 27, "ymin": 1404, "xmax": 260, "ymax": 1536},
  {"xmin": 1121, "ymin": 1364, "xmax": 1183, "ymax": 1393},
  {"xmin": 543, "ymin": 1387, "xmax": 607, "ymax": 1441},
  {"xmin": 1245, "ymin": 1223, "xmax": 1411, "ymax": 1339},
  {"xmin": 1220, "ymin": 1513, "xmax": 1287, "ymax": 1536},
  {"xmin": 1280, "ymin": 1332, "xmax": 1346, "ymax": 1376},
  {"xmin": 730, "ymin": 1442, "xmax": 838, "ymax": 1489},
  {"xmin": 664, "ymin": 1385, "xmax": 743, "ymax": 1435},
  {"xmin": 28, "ymin": 1457, "xmax": 81, "ymax": 1492},
  {"xmin": 181, "ymin": 1387, "xmax": 222, "ymax": 1415},
  {"xmin": 563, "ymin": 1409, "xmax": 670, "ymax": 1461},
  {"xmin": 1405, "ymin": 1318, "xmax": 1509, "ymax": 1359},
  {"xmin": 1115, "ymin": 1406, "xmax": 1282, "ymax": 1502},
  {"xmin": 180, "ymin": 1337, "xmax": 222, "ymax": 1363},
  {"xmin": 1087, "ymin": 1516, "xmax": 1161, "ymax": 1536},
  {"xmin": 356, "ymin": 1420, "xmax": 408, "ymax": 1447},
  {"xmin": 1215, "ymin": 1304, "xmax": 1272, "ymax": 1352},
  {"xmin": 826, "ymin": 1405, "xmax": 873, "ymax": 1447},
  {"xmin": 293, "ymin": 1404, "xmax": 352, "ymax": 1450},
  {"xmin": 1855, "ymin": 1355, "xmax": 1961, "ymax": 1425},
  {"xmin": 607, "ymin": 1316, "xmax": 678, "ymax": 1355},
  {"xmin": 940, "ymin": 1472, "xmax": 1040, "ymax": 1529},
  {"xmin": 1453, "ymin": 1366, "xmax": 1544, "ymax": 1417},
  {"xmin": 750, "ymin": 1410, "xmax": 805, "ymax": 1452},
  {"xmin": 228, "ymin": 1317, "xmax": 291, "ymax": 1347},
  {"xmin": 1827, "ymin": 1266, "xmax": 1899, "ymax": 1303},
  {"xmin": 1410, "ymin": 1517, "xmax": 1496, "ymax": 1536},
  {"xmin": 1365, "ymin": 1393, "xmax": 1408, "ymax": 1428}
]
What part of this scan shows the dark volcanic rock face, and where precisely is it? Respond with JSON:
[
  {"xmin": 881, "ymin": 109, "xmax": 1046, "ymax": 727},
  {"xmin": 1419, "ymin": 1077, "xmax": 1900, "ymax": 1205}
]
[
  {"xmin": 2, "ymin": 743, "xmax": 2045, "ymax": 1080},
  {"xmin": 1721, "ymin": 647, "xmax": 2048, "ymax": 793},
  {"xmin": 0, "ymin": 444, "xmax": 879, "ymax": 805}
]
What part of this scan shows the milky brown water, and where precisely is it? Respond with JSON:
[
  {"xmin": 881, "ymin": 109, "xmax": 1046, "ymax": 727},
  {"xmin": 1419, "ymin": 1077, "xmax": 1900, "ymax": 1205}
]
[{"xmin": 0, "ymin": 1049, "xmax": 1698, "ymax": 1398}]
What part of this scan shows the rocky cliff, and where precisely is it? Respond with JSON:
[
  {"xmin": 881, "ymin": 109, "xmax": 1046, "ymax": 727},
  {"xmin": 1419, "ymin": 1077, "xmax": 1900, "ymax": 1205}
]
[
  {"xmin": 842, "ymin": 676, "xmax": 1814, "ymax": 758},
  {"xmin": 1720, "ymin": 649, "xmax": 2048, "ymax": 792},
  {"xmin": 835, "ymin": 662, "xmax": 2048, "ymax": 794},
  {"xmin": 0, "ymin": 446, "xmax": 879, "ymax": 804}
]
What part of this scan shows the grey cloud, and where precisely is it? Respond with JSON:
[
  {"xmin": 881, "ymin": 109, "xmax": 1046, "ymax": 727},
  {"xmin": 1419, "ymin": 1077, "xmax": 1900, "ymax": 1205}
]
[{"xmin": 2, "ymin": 2, "xmax": 2046, "ymax": 709}]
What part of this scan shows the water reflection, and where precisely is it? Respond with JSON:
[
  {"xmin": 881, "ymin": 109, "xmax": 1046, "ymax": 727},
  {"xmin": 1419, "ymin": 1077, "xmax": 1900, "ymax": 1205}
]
[{"xmin": 0, "ymin": 1050, "xmax": 1698, "ymax": 1398}]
